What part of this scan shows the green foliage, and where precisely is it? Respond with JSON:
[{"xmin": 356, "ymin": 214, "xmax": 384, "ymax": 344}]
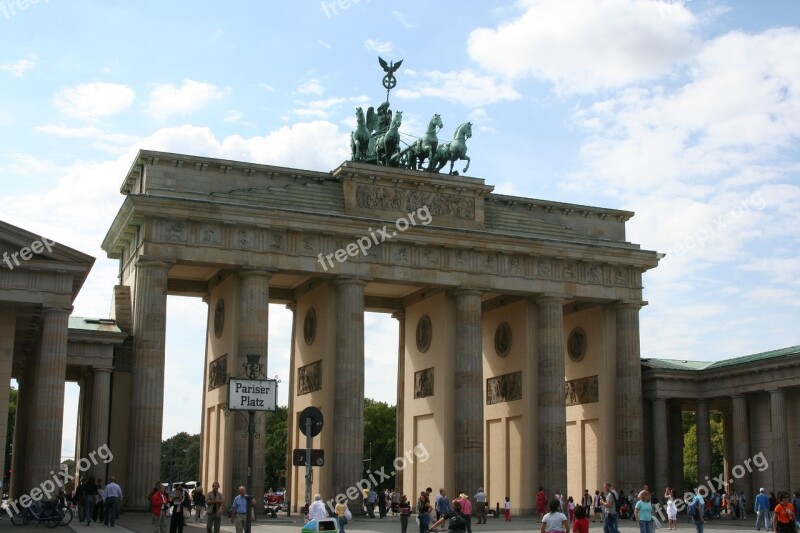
[
  {"xmin": 264, "ymin": 406, "xmax": 287, "ymax": 490},
  {"xmin": 363, "ymin": 398, "xmax": 397, "ymax": 488},
  {"xmin": 161, "ymin": 432, "xmax": 200, "ymax": 484},
  {"xmin": 682, "ymin": 411, "xmax": 724, "ymax": 489}
]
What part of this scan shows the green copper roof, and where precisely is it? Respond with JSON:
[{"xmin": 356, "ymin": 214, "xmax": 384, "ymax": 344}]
[
  {"xmin": 68, "ymin": 316, "xmax": 123, "ymax": 334},
  {"xmin": 642, "ymin": 345, "xmax": 800, "ymax": 372}
]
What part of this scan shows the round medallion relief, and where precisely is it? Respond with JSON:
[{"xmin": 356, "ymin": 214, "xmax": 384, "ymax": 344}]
[
  {"xmin": 494, "ymin": 322, "xmax": 512, "ymax": 357},
  {"xmin": 568, "ymin": 327, "xmax": 587, "ymax": 362},
  {"xmin": 416, "ymin": 315, "xmax": 432, "ymax": 353},
  {"xmin": 213, "ymin": 299, "xmax": 224, "ymax": 338},
  {"xmin": 303, "ymin": 307, "xmax": 316, "ymax": 346}
]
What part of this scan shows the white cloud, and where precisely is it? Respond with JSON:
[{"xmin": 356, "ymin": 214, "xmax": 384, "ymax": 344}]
[
  {"xmin": 8, "ymin": 154, "xmax": 54, "ymax": 176},
  {"xmin": 292, "ymin": 97, "xmax": 347, "ymax": 118},
  {"xmin": 0, "ymin": 53, "xmax": 37, "ymax": 77},
  {"xmin": 395, "ymin": 69, "xmax": 520, "ymax": 107},
  {"xmin": 297, "ymin": 78, "xmax": 324, "ymax": 96},
  {"xmin": 223, "ymin": 110, "xmax": 243, "ymax": 123},
  {"xmin": 53, "ymin": 82, "xmax": 135, "ymax": 121},
  {"xmin": 364, "ymin": 39, "xmax": 394, "ymax": 55},
  {"xmin": 468, "ymin": 0, "xmax": 701, "ymax": 94},
  {"xmin": 147, "ymin": 79, "xmax": 225, "ymax": 116},
  {"xmin": 391, "ymin": 11, "xmax": 419, "ymax": 29},
  {"xmin": 318, "ymin": 39, "xmax": 331, "ymax": 49}
]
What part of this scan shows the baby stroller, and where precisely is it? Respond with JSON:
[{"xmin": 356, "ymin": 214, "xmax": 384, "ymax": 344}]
[{"xmin": 619, "ymin": 504, "xmax": 631, "ymax": 520}]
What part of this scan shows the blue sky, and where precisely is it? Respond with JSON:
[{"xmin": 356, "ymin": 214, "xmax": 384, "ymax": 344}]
[{"xmin": 1, "ymin": 0, "xmax": 799, "ymax": 458}]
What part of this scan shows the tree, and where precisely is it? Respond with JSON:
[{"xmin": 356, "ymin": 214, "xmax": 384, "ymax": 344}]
[
  {"xmin": 161, "ymin": 432, "xmax": 200, "ymax": 484},
  {"xmin": 264, "ymin": 406, "xmax": 287, "ymax": 490},
  {"xmin": 362, "ymin": 399, "xmax": 396, "ymax": 489},
  {"xmin": 682, "ymin": 411, "xmax": 724, "ymax": 489}
]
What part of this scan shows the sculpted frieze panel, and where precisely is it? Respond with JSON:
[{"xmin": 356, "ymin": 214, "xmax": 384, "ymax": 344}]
[
  {"xmin": 163, "ymin": 220, "xmax": 188, "ymax": 243},
  {"xmin": 486, "ymin": 371, "xmax": 522, "ymax": 405},
  {"xmin": 565, "ymin": 375, "xmax": 599, "ymax": 406},
  {"xmin": 354, "ymin": 184, "xmax": 475, "ymax": 220},
  {"xmin": 298, "ymin": 360, "xmax": 322, "ymax": 396},
  {"xmin": 199, "ymin": 225, "xmax": 221, "ymax": 246},
  {"xmin": 208, "ymin": 354, "xmax": 227, "ymax": 391}
]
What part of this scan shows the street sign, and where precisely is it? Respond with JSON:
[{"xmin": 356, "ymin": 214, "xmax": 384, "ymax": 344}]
[
  {"xmin": 228, "ymin": 378, "xmax": 277, "ymax": 411},
  {"xmin": 292, "ymin": 448, "xmax": 324, "ymax": 466},
  {"xmin": 298, "ymin": 406, "xmax": 323, "ymax": 437}
]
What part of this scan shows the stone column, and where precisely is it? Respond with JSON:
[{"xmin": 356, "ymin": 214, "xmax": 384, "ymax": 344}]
[
  {"xmin": 615, "ymin": 303, "xmax": 644, "ymax": 488},
  {"xmin": 285, "ymin": 302, "xmax": 296, "ymax": 513},
  {"xmin": 232, "ymin": 269, "xmax": 273, "ymax": 494},
  {"xmin": 722, "ymin": 407, "xmax": 733, "ymax": 490},
  {"xmin": 667, "ymin": 402, "xmax": 684, "ymax": 490},
  {"xmin": 454, "ymin": 289, "xmax": 484, "ymax": 495},
  {"xmin": 27, "ymin": 306, "xmax": 70, "ymax": 491},
  {"xmin": 10, "ymin": 370, "xmax": 31, "ymax": 498},
  {"xmin": 0, "ymin": 309, "xmax": 15, "ymax": 492},
  {"xmin": 537, "ymin": 296, "xmax": 567, "ymax": 494},
  {"xmin": 88, "ymin": 367, "xmax": 113, "ymax": 481},
  {"xmin": 769, "ymin": 389, "xmax": 790, "ymax": 492},
  {"xmin": 127, "ymin": 259, "xmax": 170, "ymax": 506},
  {"xmin": 652, "ymin": 398, "xmax": 668, "ymax": 494},
  {"xmin": 731, "ymin": 395, "xmax": 751, "ymax": 498},
  {"xmin": 696, "ymin": 399, "xmax": 711, "ymax": 485},
  {"xmin": 393, "ymin": 310, "xmax": 406, "ymax": 491},
  {"xmin": 333, "ymin": 278, "xmax": 366, "ymax": 509}
]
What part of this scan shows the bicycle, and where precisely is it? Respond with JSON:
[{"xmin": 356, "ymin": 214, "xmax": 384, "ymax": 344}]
[{"xmin": 10, "ymin": 499, "xmax": 62, "ymax": 528}]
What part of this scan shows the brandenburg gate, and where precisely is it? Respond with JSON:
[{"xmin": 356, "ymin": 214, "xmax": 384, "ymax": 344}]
[{"xmin": 100, "ymin": 149, "xmax": 659, "ymax": 512}]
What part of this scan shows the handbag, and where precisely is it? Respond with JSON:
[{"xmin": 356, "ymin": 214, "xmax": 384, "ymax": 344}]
[{"xmin": 344, "ymin": 508, "xmax": 353, "ymax": 521}]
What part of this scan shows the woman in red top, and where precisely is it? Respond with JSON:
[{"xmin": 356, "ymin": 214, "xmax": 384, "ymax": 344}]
[
  {"xmin": 151, "ymin": 484, "xmax": 169, "ymax": 533},
  {"xmin": 538, "ymin": 488, "xmax": 548, "ymax": 519},
  {"xmin": 573, "ymin": 505, "xmax": 590, "ymax": 533},
  {"xmin": 773, "ymin": 492, "xmax": 796, "ymax": 533}
]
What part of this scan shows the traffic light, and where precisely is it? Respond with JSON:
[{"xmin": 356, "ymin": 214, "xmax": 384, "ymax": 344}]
[{"xmin": 292, "ymin": 448, "xmax": 324, "ymax": 466}]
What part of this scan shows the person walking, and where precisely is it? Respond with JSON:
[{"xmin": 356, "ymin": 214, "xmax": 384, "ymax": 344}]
[
  {"xmin": 573, "ymin": 505, "xmax": 590, "ymax": 533},
  {"xmin": 756, "ymin": 488, "xmax": 772, "ymax": 531},
  {"xmin": 666, "ymin": 489, "xmax": 678, "ymax": 530},
  {"xmin": 418, "ymin": 491, "xmax": 432, "ymax": 533},
  {"xmin": 504, "ymin": 497, "xmax": 511, "ymax": 521},
  {"xmin": 205, "ymin": 482, "xmax": 224, "ymax": 533},
  {"xmin": 634, "ymin": 491, "xmax": 654, "ymax": 533},
  {"xmin": 690, "ymin": 492, "xmax": 705, "ymax": 533},
  {"xmin": 335, "ymin": 499, "xmax": 348, "ymax": 533},
  {"xmin": 83, "ymin": 476, "xmax": 98, "ymax": 526},
  {"xmin": 103, "ymin": 477, "xmax": 123, "ymax": 527},
  {"xmin": 773, "ymin": 492, "xmax": 796, "ymax": 533},
  {"xmin": 538, "ymin": 488, "xmax": 549, "ymax": 519},
  {"xmin": 169, "ymin": 485, "xmax": 185, "ymax": 533},
  {"xmin": 541, "ymin": 499, "xmax": 569, "ymax": 533},
  {"xmin": 192, "ymin": 486, "xmax": 206, "ymax": 522},
  {"xmin": 474, "ymin": 488, "xmax": 487, "ymax": 524},
  {"xmin": 456, "ymin": 493, "xmax": 472, "ymax": 533},
  {"xmin": 602, "ymin": 483, "xmax": 619, "ymax": 533},
  {"xmin": 398, "ymin": 494, "xmax": 412, "ymax": 533},
  {"xmin": 230, "ymin": 486, "xmax": 254, "ymax": 533},
  {"xmin": 366, "ymin": 489, "xmax": 377, "ymax": 518},
  {"xmin": 378, "ymin": 488, "xmax": 388, "ymax": 519},
  {"xmin": 308, "ymin": 494, "xmax": 328, "ymax": 521},
  {"xmin": 151, "ymin": 484, "xmax": 169, "ymax": 533}
]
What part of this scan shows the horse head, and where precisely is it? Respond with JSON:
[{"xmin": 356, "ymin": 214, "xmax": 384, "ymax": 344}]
[
  {"xmin": 355, "ymin": 107, "xmax": 365, "ymax": 125},
  {"xmin": 430, "ymin": 113, "xmax": 443, "ymax": 131},
  {"xmin": 392, "ymin": 110, "xmax": 403, "ymax": 129},
  {"xmin": 454, "ymin": 122, "xmax": 472, "ymax": 140}
]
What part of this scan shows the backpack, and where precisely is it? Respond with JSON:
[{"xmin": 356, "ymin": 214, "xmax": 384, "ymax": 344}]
[
  {"xmin": 687, "ymin": 498, "xmax": 699, "ymax": 517},
  {"xmin": 448, "ymin": 511, "xmax": 466, "ymax": 530}
]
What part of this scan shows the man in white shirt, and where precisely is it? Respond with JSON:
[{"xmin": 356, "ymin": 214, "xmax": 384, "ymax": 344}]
[
  {"xmin": 103, "ymin": 477, "xmax": 123, "ymax": 527},
  {"xmin": 308, "ymin": 494, "xmax": 328, "ymax": 521}
]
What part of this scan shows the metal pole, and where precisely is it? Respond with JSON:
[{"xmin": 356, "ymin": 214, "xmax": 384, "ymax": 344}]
[
  {"xmin": 246, "ymin": 410, "xmax": 255, "ymax": 533},
  {"xmin": 304, "ymin": 416, "xmax": 312, "ymax": 516}
]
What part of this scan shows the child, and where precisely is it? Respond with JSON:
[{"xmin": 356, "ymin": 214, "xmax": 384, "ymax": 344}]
[
  {"xmin": 573, "ymin": 505, "xmax": 589, "ymax": 533},
  {"xmin": 567, "ymin": 497, "xmax": 575, "ymax": 524},
  {"xmin": 505, "ymin": 496, "xmax": 511, "ymax": 521}
]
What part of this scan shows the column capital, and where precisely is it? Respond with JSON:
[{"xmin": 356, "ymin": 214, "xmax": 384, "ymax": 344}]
[
  {"xmin": 92, "ymin": 367, "xmax": 113, "ymax": 375},
  {"xmin": 391, "ymin": 310, "xmax": 405, "ymax": 321},
  {"xmin": 534, "ymin": 293, "xmax": 569, "ymax": 305},
  {"xmin": 238, "ymin": 267, "xmax": 278, "ymax": 279},
  {"xmin": 452, "ymin": 287, "xmax": 486, "ymax": 298},
  {"xmin": 613, "ymin": 300, "xmax": 647, "ymax": 310},
  {"xmin": 767, "ymin": 387, "xmax": 786, "ymax": 395},
  {"xmin": 286, "ymin": 301, "xmax": 297, "ymax": 312},
  {"xmin": 41, "ymin": 306, "xmax": 72, "ymax": 316},
  {"xmin": 333, "ymin": 276, "xmax": 369, "ymax": 287},
  {"xmin": 133, "ymin": 256, "xmax": 175, "ymax": 270}
]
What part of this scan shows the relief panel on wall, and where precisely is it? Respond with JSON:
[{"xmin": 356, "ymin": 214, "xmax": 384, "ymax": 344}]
[
  {"xmin": 565, "ymin": 375, "xmax": 598, "ymax": 406},
  {"xmin": 298, "ymin": 360, "xmax": 322, "ymax": 395},
  {"xmin": 487, "ymin": 371, "xmax": 522, "ymax": 405}
]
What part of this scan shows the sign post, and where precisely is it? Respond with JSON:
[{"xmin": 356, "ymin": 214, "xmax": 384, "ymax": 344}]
[
  {"xmin": 227, "ymin": 354, "xmax": 277, "ymax": 533},
  {"xmin": 298, "ymin": 406, "xmax": 323, "ymax": 517}
]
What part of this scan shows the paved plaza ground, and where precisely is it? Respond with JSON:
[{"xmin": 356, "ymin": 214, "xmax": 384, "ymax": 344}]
[{"xmin": 0, "ymin": 510, "xmax": 763, "ymax": 533}]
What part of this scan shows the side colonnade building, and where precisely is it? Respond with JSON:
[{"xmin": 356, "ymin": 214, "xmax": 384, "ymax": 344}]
[{"xmin": 1, "ymin": 151, "xmax": 797, "ymax": 513}]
